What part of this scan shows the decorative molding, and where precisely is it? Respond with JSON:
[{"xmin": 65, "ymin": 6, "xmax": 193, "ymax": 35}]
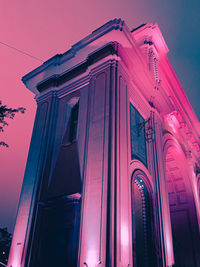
[{"xmin": 36, "ymin": 89, "xmax": 58, "ymax": 104}]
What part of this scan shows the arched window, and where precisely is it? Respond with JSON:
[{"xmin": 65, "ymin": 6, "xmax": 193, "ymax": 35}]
[{"xmin": 132, "ymin": 170, "xmax": 158, "ymax": 267}]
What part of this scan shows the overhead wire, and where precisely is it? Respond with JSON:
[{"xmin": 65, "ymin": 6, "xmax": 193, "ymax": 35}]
[{"xmin": 0, "ymin": 41, "xmax": 44, "ymax": 63}]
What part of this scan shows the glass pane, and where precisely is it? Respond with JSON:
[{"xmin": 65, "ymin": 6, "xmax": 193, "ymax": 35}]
[{"xmin": 130, "ymin": 104, "xmax": 147, "ymax": 166}]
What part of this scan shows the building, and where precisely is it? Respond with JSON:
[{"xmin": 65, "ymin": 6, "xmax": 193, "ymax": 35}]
[{"xmin": 8, "ymin": 19, "xmax": 200, "ymax": 267}]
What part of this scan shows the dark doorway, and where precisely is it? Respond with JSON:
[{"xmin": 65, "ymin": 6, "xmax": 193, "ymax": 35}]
[{"xmin": 28, "ymin": 195, "xmax": 81, "ymax": 267}]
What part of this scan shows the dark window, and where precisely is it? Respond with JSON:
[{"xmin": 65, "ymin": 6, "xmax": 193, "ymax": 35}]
[
  {"xmin": 130, "ymin": 103, "xmax": 147, "ymax": 166},
  {"xmin": 48, "ymin": 100, "xmax": 81, "ymax": 199},
  {"xmin": 62, "ymin": 101, "xmax": 79, "ymax": 144},
  {"xmin": 69, "ymin": 101, "xmax": 79, "ymax": 142}
]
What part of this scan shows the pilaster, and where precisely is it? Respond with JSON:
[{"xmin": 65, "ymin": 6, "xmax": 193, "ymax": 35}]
[
  {"xmin": 78, "ymin": 63, "xmax": 112, "ymax": 267},
  {"xmin": 151, "ymin": 112, "xmax": 174, "ymax": 267},
  {"xmin": 8, "ymin": 92, "xmax": 58, "ymax": 267}
]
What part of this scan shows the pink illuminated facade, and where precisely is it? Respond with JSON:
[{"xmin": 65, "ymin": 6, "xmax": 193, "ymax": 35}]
[{"xmin": 8, "ymin": 19, "xmax": 200, "ymax": 267}]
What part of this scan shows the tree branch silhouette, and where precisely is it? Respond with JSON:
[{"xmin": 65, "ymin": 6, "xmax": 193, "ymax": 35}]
[{"xmin": 0, "ymin": 101, "xmax": 25, "ymax": 147}]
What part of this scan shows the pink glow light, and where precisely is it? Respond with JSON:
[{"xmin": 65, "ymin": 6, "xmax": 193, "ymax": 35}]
[
  {"xmin": 121, "ymin": 224, "xmax": 129, "ymax": 247},
  {"xmin": 166, "ymin": 113, "xmax": 180, "ymax": 134},
  {"xmin": 86, "ymin": 250, "xmax": 98, "ymax": 267}
]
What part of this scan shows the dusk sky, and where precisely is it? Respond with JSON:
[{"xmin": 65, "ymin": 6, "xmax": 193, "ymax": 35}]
[{"xmin": 0, "ymin": 0, "xmax": 200, "ymax": 233}]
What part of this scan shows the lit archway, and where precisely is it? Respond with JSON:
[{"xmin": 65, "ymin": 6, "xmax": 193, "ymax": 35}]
[
  {"xmin": 164, "ymin": 134, "xmax": 200, "ymax": 267},
  {"xmin": 131, "ymin": 169, "xmax": 158, "ymax": 267}
]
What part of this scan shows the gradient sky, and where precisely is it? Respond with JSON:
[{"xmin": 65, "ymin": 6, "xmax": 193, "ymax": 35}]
[{"xmin": 0, "ymin": 0, "xmax": 199, "ymax": 233}]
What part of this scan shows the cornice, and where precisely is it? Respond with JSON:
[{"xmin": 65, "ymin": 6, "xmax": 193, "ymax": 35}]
[
  {"xmin": 22, "ymin": 19, "xmax": 125, "ymax": 84},
  {"xmin": 36, "ymin": 42, "xmax": 119, "ymax": 93},
  {"xmin": 159, "ymin": 56, "xmax": 200, "ymax": 143},
  {"xmin": 35, "ymin": 57, "xmax": 118, "ymax": 103},
  {"xmin": 70, "ymin": 18, "xmax": 124, "ymax": 54}
]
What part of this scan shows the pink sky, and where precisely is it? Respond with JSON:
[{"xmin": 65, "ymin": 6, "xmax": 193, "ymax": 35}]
[{"xmin": 0, "ymin": 0, "xmax": 199, "ymax": 233}]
